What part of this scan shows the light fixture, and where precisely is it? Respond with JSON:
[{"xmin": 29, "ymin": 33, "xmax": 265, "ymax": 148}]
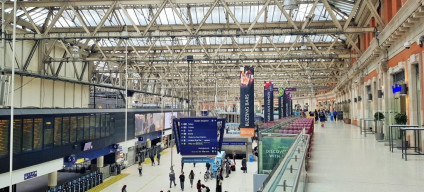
[{"xmin": 284, "ymin": 0, "xmax": 299, "ymax": 10}]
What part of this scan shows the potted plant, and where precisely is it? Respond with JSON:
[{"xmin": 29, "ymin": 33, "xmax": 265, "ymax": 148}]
[
  {"xmin": 394, "ymin": 113, "xmax": 407, "ymax": 125},
  {"xmin": 374, "ymin": 112, "xmax": 385, "ymax": 140}
]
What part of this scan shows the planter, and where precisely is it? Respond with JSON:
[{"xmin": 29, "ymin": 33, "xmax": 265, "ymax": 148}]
[{"xmin": 344, "ymin": 118, "xmax": 351, "ymax": 124}]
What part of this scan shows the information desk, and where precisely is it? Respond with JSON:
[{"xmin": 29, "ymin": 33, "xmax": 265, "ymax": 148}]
[
  {"xmin": 400, "ymin": 127, "xmax": 424, "ymax": 161},
  {"xmin": 388, "ymin": 125, "xmax": 419, "ymax": 152},
  {"xmin": 360, "ymin": 118, "xmax": 375, "ymax": 136}
]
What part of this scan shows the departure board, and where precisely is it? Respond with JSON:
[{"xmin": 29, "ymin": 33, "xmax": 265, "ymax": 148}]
[{"xmin": 179, "ymin": 117, "xmax": 218, "ymax": 155}]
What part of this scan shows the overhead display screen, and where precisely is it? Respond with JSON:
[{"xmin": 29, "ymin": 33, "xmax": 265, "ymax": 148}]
[
  {"xmin": 135, "ymin": 113, "xmax": 164, "ymax": 136},
  {"xmin": 179, "ymin": 117, "xmax": 218, "ymax": 156}
]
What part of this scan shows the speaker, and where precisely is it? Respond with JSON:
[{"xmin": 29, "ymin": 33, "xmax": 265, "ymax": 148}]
[{"xmin": 378, "ymin": 90, "xmax": 383, "ymax": 98}]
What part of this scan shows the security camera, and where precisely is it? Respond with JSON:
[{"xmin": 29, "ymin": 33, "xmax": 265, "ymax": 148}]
[{"xmin": 404, "ymin": 41, "xmax": 411, "ymax": 49}]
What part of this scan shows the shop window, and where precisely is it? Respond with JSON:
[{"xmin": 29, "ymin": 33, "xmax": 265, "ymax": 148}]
[
  {"xmin": 84, "ymin": 116, "xmax": 90, "ymax": 140},
  {"xmin": 95, "ymin": 114, "xmax": 101, "ymax": 139},
  {"xmin": 22, "ymin": 119, "xmax": 33, "ymax": 152},
  {"xmin": 90, "ymin": 115, "xmax": 95, "ymax": 139},
  {"xmin": 77, "ymin": 116, "xmax": 84, "ymax": 141},
  {"xmin": 70, "ymin": 116, "xmax": 77, "ymax": 143},
  {"xmin": 33, "ymin": 118, "xmax": 43, "ymax": 150},
  {"xmin": 101, "ymin": 114, "xmax": 106, "ymax": 137},
  {"xmin": 54, "ymin": 117, "xmax": 62, "ymax": 146},
  {"xmin": 13, "ymin": 119, "xmax": 22, "ymax": 154},
  {"xmin": 0, "ymin": 120, "xmax": 9, "ymax": 157},
  {"xmin": 62, "ymin": 117, "xmax": 70, "ymax": 145}
]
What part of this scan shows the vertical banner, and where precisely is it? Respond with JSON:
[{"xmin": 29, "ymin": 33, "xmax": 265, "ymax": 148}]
[
  {"xmin": 240, "ymin": 67, "xmax": 255, "ymax": 136},
  {"xmin": 264, "ymin": 81, "xmax": 274, "ymax": 122},
  {"xmin": 278, "ymin": 88, "xmax": 284, "ymax": 119},
  {"xmin": 285, "ymin": 92, "xmax": 290, "ymax": 117}
]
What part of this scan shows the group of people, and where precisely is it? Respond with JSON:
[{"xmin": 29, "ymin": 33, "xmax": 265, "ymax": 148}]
[
  {"xmin": 312, "ymin": 109, "xmax": 339, "ymax": 127},
  {"xmin": 150, "ymin": 152, "xmax": 161, "ymax": 166},
  {"xmin": 169, "ymin": 168, "xmax": 211, "ymax": 192}
]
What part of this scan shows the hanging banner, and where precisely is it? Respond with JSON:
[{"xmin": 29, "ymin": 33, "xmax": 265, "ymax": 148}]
[
  {"xmin": 282, "ymin": 92, "xmax": 287, "ymax": 117},
  {"xmin": 278, "ymin": 88, "xmax": 284, "ymax": 119},
  {"xmin": 240, "ymin": 67, "xmax": 255, "ymax": 134},
  {"xmin": 264, "ymin": 81, "xmax": 274, "ymax": 122},
  {"xmin": 285, "ymin": 92, "xmax": 290, "ymax": 117}
]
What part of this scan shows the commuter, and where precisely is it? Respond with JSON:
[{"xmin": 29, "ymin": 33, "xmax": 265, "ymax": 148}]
[
  {"xmin": 157, "ymin": 152, "xmax": 161, "ymax": 165},
  {"xmin": 197, "ymin": 180, "xmax": 202, "ymax": 192},
  {"xmin": 225, "ymin": 161, "xmax": 230, "ymax": 178},
  {"xmin": 206, "ymin": 162, "xmax": 211, "ymax": 171},
  {"xmin": 181, "ymin": 159, "xmax": 184, "ymax": 171},
  {"xmin": 319, "ymin": 109, "xmax": 326, "ymax": 127},
  {"xmin": 193, "ymin": 163, "xmax": 196, "ymax": 167},
  {"xmin": 150, "ymin": 153, "xmax": 155, "ymax": 166},
  {"xmin": 314, "ymin": 109, "xmax": 319, "ymax": 123},
  {"xmin": 122, "ymin": 185, "xmax": 127, "ymax": 192},
  {"xmin": 189, "ymin": 170, "xmax": 195, "ymax": 188},
  {"xmin": 138, "ymin": 162, "xmax": 143, "ymax": 176},
  {"xmin": 169, "ymin": 170, "xmax": 176, "ymax": 188},
  {"xmin": 179, "ymin": 172, "xmax": 186, "ymax": 191},
  {"xmin": 333, "ymin": 110, "xmax": 338, "ymax": 122},
  {"xmin": 216, "ymin": 171, "xmax": 223, "ymax": 192},
  {"xmin": 241, "ymin": 157, "xmax": 247, "ymax": 173},
  {"xmin": 232, "ymin": 151, "xmax": 236, "ymax": 164}
]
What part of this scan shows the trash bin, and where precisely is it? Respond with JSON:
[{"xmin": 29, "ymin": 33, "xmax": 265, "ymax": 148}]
[{"xmin": 249, "ymin": 155, "xmax": 254, "ymax": 162}]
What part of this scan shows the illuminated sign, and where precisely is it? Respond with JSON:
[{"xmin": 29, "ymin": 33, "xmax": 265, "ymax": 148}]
[{"xmin": 392, "ymin": 84, "xmax": 402, "ymax": 93}]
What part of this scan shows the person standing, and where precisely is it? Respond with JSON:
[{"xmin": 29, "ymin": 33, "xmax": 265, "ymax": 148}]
[
  {"xmin": 241, "ymin": 157, "xmax": 247, "ymax": 173},
  {"xmin": 179, "ymin": 172, "xmax": 186, "ymax": 191},
  {"xmin": 138, "ymin": 162, "xmax": 143, "ymax": 176},
  {"xmin": 216, "ymin": 171, "xmax": 223, "ymax": 192},
  {"xmin": 169, "ymin": 170, "xmax": 176, "ymax": 188},
  {"xmin": 150, "ymin": 153, "xmax": 155, "ymax": 166},
  {"xmin": 196, "ymin": 180, "xmax": 202, "ymax": 192},
  {"xmin": 319, "ymin": 109, "xmax": 326, "ymax": 127},
  {"xmin": 225, "ymin": 161, "xmax": 230, "ymax": 178},
  {"xmin": 121, "ymin": 185, "xmax": 127, "ymax": 192},
  {"xmin": 232, "ymin": 152, "xmax": 236, "ymax": 165},
  {"xmin": 157, "ymin": 152, "xmax": 161, "ymax": 165},
  {"xmin": 314, "ymin": 109, "xmax": 318, "ymax": 123},
  {"xmin": 189, "ymin": 170, "xmax": 195, "ymax": 188},
  {"xmin": 206, "ymin": 162, "xmax": 211, "ymax": 172}
]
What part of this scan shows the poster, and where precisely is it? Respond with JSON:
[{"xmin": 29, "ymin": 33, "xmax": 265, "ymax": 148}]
[
  {"xmin": 165, "ymin": 112, "xmax": 177, "ymax": 129},
  {"xmin": 135, "ymin": 114, "xmax": 146, "ymax": 136},
  {"xmin": 240, "ymin": 67, "xmax": 255, "ymax": 136},
  {"xmin": 259, "ymin": 137, "xmax": 295, "ymax": 174},
  {"xmin": 264, "ymin": 81, "xmax": 274, "ymax": 122}
]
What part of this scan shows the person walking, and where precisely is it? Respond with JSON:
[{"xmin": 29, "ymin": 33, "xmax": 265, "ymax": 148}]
[
  {"xmin": 241, "ymin": 157, "xmax": 247, "ymax": 173},
  {"xmin": 314, "ymin": 109, "xmax": 319, "ymax": 123},
  {"xmin": 122, "ymin": 185, "xmax": 127, "ymax": 192},
  {"xmin": 319, "ymin": 109, "xmax": 326, "ymax": 127},
  {"xmin": 169, "ymin": 170, "xmax": 176, "ymax": 188},
  {"xmin": 225, "ymin": 161, "xmax": 230, "ymax": 178},
  {"xmin": 206, "ymin": 162, "xmax": 211, "ymax": 171},
  {"xmin": 333, "ymin": 110, "xmax": 338, "ymax": 122},
  {"xmin": 179, "ymin": 172, "xmax": 186, "ymax": 191},
  {"xmin": 189, "ymin": 170, "xmax": 195, "ymax": 188},
  {"xmin": 150, "ymin": 153, "xmax": 155, "ymax": 166},
  {"xmin": 156, "ymin": 152, "xmax": 161, "ymax": 165},
  {"xmin": 196, "ymin": 180, "xmax": 202, "ymax": 192},
  {"xmin": 138, "ymin": 162, "xmax": 143, "ymax": 176},
  {"xmin": 232, "ymin": 151, "xmax": 236, "ymax": 164}
]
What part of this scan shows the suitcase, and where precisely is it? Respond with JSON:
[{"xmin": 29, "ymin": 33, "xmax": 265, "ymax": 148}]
[{"xmin": 231, "ymin": 165, "xmax": 235, "ymax": 171}]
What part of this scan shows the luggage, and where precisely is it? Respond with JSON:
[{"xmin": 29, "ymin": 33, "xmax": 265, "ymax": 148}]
[
  {"xmin": 231, "ymin": 165, "xmax": 235, "ymax": 171},
  {"xmin": 240, "ymin": 167, "xmax": 245, "ymax": 171}
]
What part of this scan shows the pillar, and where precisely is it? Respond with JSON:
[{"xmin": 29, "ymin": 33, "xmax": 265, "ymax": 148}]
[
  {"xmin": 48, "ymin": 171, "xmax": 58, "ymax": 189},
  {"xmin": 97, "ymin": 156, "xmax": 104, "ymax": 168}
]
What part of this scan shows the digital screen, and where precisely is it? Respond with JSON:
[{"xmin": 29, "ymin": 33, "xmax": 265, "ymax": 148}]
[
  {"xmin": 165, "ymin": 112, "xmax": 177, "ymax": 130},
  {"xmin": 179, "ymin": 117, "xmax": 218, "ymax": 155},
  {"xmin": 135, "ymin": 114, "xmax": 146, "ymax": 136},
  {"xmin": 135, "ymin": 113, "xmax": 164, "ymax": 135},
  {"xmin": 83, "ymin": 142, "xmax": 92, "ymax": 151}
]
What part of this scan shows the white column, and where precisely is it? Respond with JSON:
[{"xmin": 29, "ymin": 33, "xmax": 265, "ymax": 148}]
[
  {"xmin": 48, "ymin": 171, "xmax": 58, "ymax": 189},
  {"xmin": 97, "ymin": 156, "xmax": 104, "ymax": 168}
]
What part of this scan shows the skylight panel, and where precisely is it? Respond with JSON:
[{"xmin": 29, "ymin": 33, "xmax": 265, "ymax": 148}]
[
  {"xmin": 195, "ymin": 7, "xmax": 205, "ymax": 24},
  {"xmin": 234, "ymin": 6, "xmax": 242, "ymax": 23},
  {"xmin": 205, "ymin": 7, "xmax": 213, "ymax": 24},
  {"xmin": 127, "ymin": 9, "xmax": 141, "ymax": 25}
]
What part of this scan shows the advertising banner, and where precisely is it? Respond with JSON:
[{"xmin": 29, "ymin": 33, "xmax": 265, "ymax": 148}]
[
  {"xmin": 285, "ymin": 93, "xmax": 290, "ymax": 117},
  {"xmin": 264, "ymin": 81, "xmax": 274, "ymax": 122},
  {"xmin": 259, "ymin": 137, "xmax": 295, "ymax": 174},
  {"xmin": 240, "ymin": 67, "xmax": 255, "ymax": 134},
  {"xmin": 278, "ymin": 88, "xmax": 284, "ymax": 119}
]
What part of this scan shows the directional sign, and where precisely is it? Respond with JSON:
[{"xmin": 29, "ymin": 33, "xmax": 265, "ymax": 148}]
[{"xmin": 179, "ymin": 117, "xmax": 218, "ymax": 155}]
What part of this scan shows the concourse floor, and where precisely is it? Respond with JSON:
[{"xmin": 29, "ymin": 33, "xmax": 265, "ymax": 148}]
[
  {"xmin": 307, "ymin": 121, "xmax": 424, "ymax": 192},
  {"xmin": 102, "ymin": 147, "xmax": 257, "ymax": 192}
]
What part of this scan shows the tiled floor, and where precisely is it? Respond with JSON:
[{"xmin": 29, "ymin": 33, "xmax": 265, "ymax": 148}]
[
  {"xmin": 307, "ymin": 121, "xmax": 424, "ymax": 192},
  {"xmin": 102, "ymin": 147, "xmax": 257, "ymax": 192}
]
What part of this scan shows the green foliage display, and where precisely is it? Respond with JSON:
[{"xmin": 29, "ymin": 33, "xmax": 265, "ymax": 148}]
[
  {"xmin": 374, "ymin": 112, "xmax": 385, "ymax": 121},
  {"xmin": 394, "ymin": 113, "xmax": 407, "ymax": 125}
]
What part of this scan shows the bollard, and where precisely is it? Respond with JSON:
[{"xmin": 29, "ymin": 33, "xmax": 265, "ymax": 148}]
[
  {"xmin": 290, "ymin": 165, "xmax": 293, "ymax": 173},
  {"xmin": 283, "ymin": 180, "xmax": 286, "ymax": 191},
  {"xmin": 295, "ymin": 155, "xmax": 297, "ymax": 162}
]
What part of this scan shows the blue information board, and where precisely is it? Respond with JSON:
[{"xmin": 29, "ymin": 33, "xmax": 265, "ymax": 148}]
[{"xmin": 179, "ymin": 117, "xmax": 218, "ymax": 155}]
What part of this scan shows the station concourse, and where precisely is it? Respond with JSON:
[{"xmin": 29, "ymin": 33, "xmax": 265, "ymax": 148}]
[{"xmin": 2, "ymin": 0, "xmax": 424, "ymax": 192}]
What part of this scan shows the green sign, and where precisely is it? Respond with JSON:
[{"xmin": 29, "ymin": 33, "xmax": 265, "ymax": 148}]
[{"xmin": 259, "ymin": 137, "xmax": 295, "ymax": 174}]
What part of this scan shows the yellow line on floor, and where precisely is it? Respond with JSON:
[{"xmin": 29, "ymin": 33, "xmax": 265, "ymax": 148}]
[
  {"xmin": 86, "ymin": 173, "xmax": 129, "ymax": 192},
  {"xmin": 142, "ymin": 150, "xmax": 169, "ymax": 165}
]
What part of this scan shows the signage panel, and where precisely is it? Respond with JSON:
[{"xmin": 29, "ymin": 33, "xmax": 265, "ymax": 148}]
[
  {"xmin": 264, "ymin": 81, "xmax": 274, "ymax": 122},
  {"xmin": 24, "ymin": 171, "xmax": 37, "ymax": 180},
  {"xmin": 259, "ymin": 137, "xmax": 295, "ymax": 174},
  {"xmin": 240, "ymin": 128, "xmax": 255, "ymax": 137},
  {"xmin": 179, "ymin": 117, "xmax": 218, "ymax": 155},
  {"xmin": 240, "ymin": 67, "xmax": 255, "ymax": 128}
]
